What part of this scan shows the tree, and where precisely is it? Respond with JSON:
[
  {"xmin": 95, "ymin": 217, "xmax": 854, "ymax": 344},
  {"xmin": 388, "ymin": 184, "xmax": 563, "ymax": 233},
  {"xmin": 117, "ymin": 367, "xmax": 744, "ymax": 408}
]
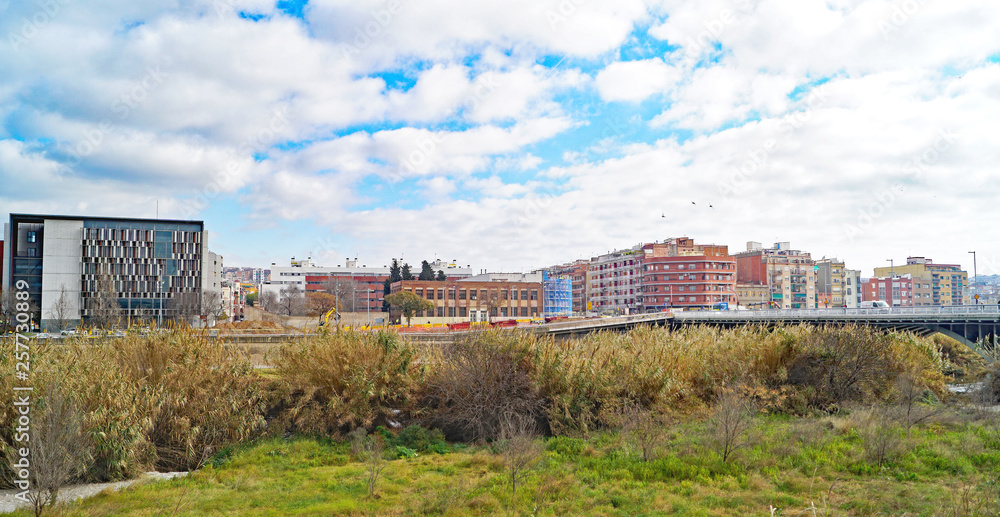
[
  {"xmin": 401, "ymin": 263, "xmax": 414, "ymax": 281},
  {"xmin": 306, "ymin": 291, "xmax": 339, "ymax": 316},
  {"xmin": 203, "ymin": 290, "xmax": 229, "ymax": 324},
  {"xmin": 436, "ymin": 270, "xmax": 447, "ymax": 281},
  {"xmin": 259, "ymin": 290, "xmax": 279, "ymax": 313},
  {"xmin": 89, "ymin": 265, "xmax": 122, "ymax": 329},
  {"xmin": 278, "ymin": 285, "xmax": 306, "ymax": 316},
  {"xmin": 322, "ymin": 278, "xmax": 360, "ymax": 312},
  {"xmin": 46, "ymin": 284, "xmax": 73, "ymax": 332},
  {"xmin": 382, "ymin": 259, "xmax": 402, "ymax": 313},
  {"xmin": 0, "ymin": 287, "xmax": 18, "ymax": 332},
  {"xmin": 418, "ymin": 260, "xmax": 436, "ymax": 281},
  {"xmin": 384, "ymin": 291, "xmax": 434, "ymax": 326},
  {"xmin": 245, "ymin": 291, "xmax": 258, "ymax": 307},
  {"xmin": 482, "ymin": 289, "xmax": 506, "ymax": 324},
  {"xmin": 168, "ymin": 292, "xmax": 202, "ymax": 326}
]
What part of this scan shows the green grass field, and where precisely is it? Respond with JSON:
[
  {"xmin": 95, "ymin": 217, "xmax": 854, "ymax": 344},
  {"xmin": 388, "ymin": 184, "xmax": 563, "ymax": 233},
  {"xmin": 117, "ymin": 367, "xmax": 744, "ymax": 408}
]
[{"xmin": 23, "ymin": 411, "xmax": 1000, "ymax": 516}]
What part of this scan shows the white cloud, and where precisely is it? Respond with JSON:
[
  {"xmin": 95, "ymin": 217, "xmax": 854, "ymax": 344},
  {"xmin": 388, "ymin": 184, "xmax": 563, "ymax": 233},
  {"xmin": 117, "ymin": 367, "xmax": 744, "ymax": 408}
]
[{"xmin": 595, "ymin": 58, "xmax": 679, "ymax": 102}]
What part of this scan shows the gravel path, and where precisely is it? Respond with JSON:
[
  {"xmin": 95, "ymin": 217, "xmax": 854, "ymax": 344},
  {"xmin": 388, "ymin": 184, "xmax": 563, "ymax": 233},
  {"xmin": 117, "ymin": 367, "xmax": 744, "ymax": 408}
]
[{"xmin": 0, "ymin": 472, "xmax": 188, "ymax": 514}]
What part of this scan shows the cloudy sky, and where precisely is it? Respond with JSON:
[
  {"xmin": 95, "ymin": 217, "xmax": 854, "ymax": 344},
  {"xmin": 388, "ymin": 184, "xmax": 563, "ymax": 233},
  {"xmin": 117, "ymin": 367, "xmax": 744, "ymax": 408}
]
[{"xmin": 3, "ymin": 0, "xmax": 999, "ymax": 276}]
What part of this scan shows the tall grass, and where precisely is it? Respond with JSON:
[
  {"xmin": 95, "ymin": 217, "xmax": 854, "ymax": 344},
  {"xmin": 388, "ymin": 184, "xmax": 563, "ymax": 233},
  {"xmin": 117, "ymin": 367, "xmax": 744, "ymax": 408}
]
[
  {"xmin": 271, "ymin": 329, "xmax": 419, "ymax": 436},
  {"xmin": 0, "ymin": 331, "xmax": 264, "ymax": 485}
]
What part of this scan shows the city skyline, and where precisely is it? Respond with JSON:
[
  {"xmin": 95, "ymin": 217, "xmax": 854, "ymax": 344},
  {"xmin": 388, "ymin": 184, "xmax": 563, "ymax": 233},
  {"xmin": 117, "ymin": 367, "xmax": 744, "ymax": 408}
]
[{"xmin": 3, "ymin": 1, "xmax": 1000, "ymax": 276}]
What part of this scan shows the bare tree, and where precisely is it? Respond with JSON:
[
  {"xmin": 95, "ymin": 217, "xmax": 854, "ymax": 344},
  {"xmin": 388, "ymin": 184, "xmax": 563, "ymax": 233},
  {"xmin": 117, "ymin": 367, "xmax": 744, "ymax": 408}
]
[
  {"xmin": 89, "ymin": 265, "xmax": 122, "ymax": 329},
  {"xmin": 350, "ymin": 429, "xmax": 389, "ymax": 498},
  {"xmin": 0, "ymin": 287, "xmax": 17, "ymax": 332},
  {"xmin": 259, "ymin": 290, "xmax": 279, "ymax": 313},
  {"xmin": 621, "ymin": 405, "xmax": 669, "ymax": 462},
  {"xmin": 46, "ymin": 285, "xmax": 73, "ymax": 332},
  {"xmin": 167, "ymin": 292, "xmax": 202, "ymax": 326},
  {"xmin": 893, "ymin": 371, "xmax": 944, "ymax": 436},
  {"xmin": 203, "ymin": 290, "xmax": 229, "ymax": 324},
  {"xmin": 4, "ymin": 381, "xmax": 93, "ymax": 516},
  {"xmin": 322, "ymin": 278, "xmax": 361, "ymax": 313},
  {"xmin": 709, "ymin": 389, "xmax": 756, "ymax": 463},
  {"xmin": 277, "ymin": 285, "xmax": 306, "ymax": 316},
  {"xmin": 483, "ymin": 289, "xmax": 507, "ymax": 323},
  {"xmin": 498, "ymin": 412, "xmax": 543, "ymax": 512},
  {"xmin": 857, "ymin": 405, "xmax": 902, "ymax": 468}
]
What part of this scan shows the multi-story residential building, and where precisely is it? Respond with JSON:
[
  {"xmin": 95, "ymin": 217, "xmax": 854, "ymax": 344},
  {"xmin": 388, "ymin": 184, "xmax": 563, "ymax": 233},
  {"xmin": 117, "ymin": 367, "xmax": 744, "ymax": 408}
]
[
  {"xmin": 736, "ymin": 283, "xmax": 770, "ymax": 308},
  {"xmin": 3, "ymin": 213, "xmax": 213, "ymax": 329},
  {"xmin": 588, "ymin": 245, "xmax": 644, "ymax": 315},
  {"xmin": 734, "ymin": 241, "xmax": 817, "ymax": 309},
  {"xmin": 545, "ymin": 260, "xmax": 589, "ymax": 314},
  {"xmin": 639, "ymin": 238, "xmax": 736, "ymax": 311},
  {"xmin": 815, "ymin": 258, "xmax": 846, "ymax": 307},
  {"xmin": 873, "ymin": 257, "xmax": 967, "ymax": 306},
  {"xmin": 223, "ymin": 267, "xmax": 270, "ymax": 286},
  {"xmin": 844, "ymin": 269, "xmax": 861, "ymax": 308},
  {"xmin": 390, "ymin": 279, "xmax": 543, "ymax": 323},
  {"xmin": 863, "ymin": 275, "xmax": 914, "ymax": 307}
]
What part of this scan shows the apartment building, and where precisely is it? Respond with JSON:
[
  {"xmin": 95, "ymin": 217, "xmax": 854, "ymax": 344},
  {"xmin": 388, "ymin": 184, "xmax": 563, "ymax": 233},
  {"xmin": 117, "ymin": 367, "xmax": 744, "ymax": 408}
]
[
  {"xmin": 815, "ymin": 258, "xmax": 846, "ymax": 307},
  {"xmin": 736, "ymin": 283, "xmax": 770, "ymax": 308},
  {"xmin": 734, "ymin": 241, "xmax": 817, "ymax": 309},
  {"xmin": 3, "ymin": 213, "xmax": 212, "ymax": 329},
  {"xmin": 863, "ymin": 275, "xmax": 914, "ymax": 307},
  {"xmin": 545, "ymin": 260, "xmax": 589, "ymax": 314},
  {"xmin": 873, "ymin": 257, "xmax": 967, "ymax": 306},
  {"xmin": 639, "ymin": 238, "xmax": 736, "ymax": 311},
  {"xmin": 588, "ymin": 245, "xmax": 644, "ymax": 315},
  {"xmin": 844, "ymin": 269, "xmax": 861, "ymax": 308}
]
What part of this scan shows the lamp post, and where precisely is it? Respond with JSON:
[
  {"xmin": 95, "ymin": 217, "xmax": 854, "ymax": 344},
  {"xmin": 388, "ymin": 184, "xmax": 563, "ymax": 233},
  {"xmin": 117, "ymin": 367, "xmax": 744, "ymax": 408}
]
[
  {"xmin": 885, "ymin": 259, "xmax": 895, "ymax": 307},
  {"xmin": 968, "ymin": 251, "xmax": 977, "ymax": 304}
]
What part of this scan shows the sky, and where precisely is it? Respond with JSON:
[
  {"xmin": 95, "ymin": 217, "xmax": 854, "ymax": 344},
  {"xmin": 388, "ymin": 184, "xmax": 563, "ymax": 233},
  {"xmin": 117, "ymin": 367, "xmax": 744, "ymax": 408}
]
[{"xmin": 2, "ymin": 0, "xmax": 1000, "ymax": 277}]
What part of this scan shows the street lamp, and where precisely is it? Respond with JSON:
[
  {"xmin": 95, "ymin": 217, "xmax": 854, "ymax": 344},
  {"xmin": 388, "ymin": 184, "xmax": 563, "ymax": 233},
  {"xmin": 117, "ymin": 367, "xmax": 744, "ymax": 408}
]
[
  {"xmin": 968, "ymin": 251, "xmax": 977, "ymax": 304},
  {"xmin": 885, "ymin": 259, "xmax": 894, "ymax": 307}
]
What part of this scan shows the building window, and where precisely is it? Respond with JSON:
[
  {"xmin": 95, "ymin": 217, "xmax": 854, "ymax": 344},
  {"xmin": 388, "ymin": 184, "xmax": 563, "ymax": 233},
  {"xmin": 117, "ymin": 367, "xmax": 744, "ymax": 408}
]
[
  {"xmin": 448, "ymin": 307, "xmax": 456, "ymax": 317},
  {"xmin": 27, "ymin": 248, "xmax": 37, "ymax": 257},
  {"xmin": 530, "ymin": 290, "xmax": 538, "ymax": 300},
  {"xmin": 459, "ymin": 307, "xmax": 467, "ymax": 317},
  {"xmin": 520, "ymin": 307, "xmax": 528, "ymax": 317},
  {"xmin": 511, "ymin": 289, "xmax": 518, "ymax": 300},
  {"xmin": 470, "ymin": 289, "xmax": 477, "ymax": 300},
  {"xmin": 459, "ymin": 290, "xmax": 466, "ymax": 300},
  {"xmin": 520, "ymin": 290, "xmax": 528, "ymax": 300},
  {"xmin": 27, "ymin": 231, "xmax": 37, "ymax": 243}
]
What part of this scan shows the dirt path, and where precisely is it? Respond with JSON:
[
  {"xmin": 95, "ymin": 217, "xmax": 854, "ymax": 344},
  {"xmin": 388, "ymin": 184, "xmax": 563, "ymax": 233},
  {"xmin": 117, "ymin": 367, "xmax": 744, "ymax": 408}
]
[{"xmin": 0, "ymin": 472, "xmax": 187, "ymax": 514}]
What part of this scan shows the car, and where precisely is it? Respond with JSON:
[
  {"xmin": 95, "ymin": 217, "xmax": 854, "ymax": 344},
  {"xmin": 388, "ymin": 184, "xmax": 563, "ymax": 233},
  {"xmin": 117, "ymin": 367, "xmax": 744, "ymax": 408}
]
[
  {"xmin": 36, "ymin": 333, "xmax": 52, "ymax": 339},
  {"xmin": 60, "ymin": 329, "xmax": 78, "ymax": 336}
]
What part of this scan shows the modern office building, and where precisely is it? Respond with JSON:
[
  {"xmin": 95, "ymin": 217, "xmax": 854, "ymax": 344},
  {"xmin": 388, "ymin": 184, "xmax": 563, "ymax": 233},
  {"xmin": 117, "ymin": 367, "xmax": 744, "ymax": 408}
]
[
  {"xmin": 873, "ymin": 257, "xmax": 967, "ymax": 306},
  {"xmin": 638, "ymin": 238, "xmax": 736, "ymax": 311},
  {"xmin": 3, "ymin": 213, "xmax": 212, "ymax": 330},
  {"xmin": 734, "ymin": 241, "xmax": 817, "ymax": 309}
]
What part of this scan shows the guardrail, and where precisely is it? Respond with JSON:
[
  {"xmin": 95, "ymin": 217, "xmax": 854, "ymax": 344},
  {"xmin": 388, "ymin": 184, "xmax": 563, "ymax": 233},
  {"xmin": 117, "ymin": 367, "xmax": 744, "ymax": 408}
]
[{"xmin": 674, "ymin": 305, "xmax": 1000, "ymax": 319}]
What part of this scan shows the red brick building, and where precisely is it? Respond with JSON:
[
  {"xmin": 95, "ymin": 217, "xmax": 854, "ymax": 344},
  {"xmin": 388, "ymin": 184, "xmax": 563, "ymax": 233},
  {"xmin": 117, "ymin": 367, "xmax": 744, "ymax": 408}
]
[
  {"xmin": 863, "ymin": 276, "xmax": 914, "ymax": 307},
  {"xmin": 639, "ymin": 238, "xmax": 736, "ymax": 310},
  {"xmin": 391, "ymin": 279, "xmax": 543, "ymax": 323}
]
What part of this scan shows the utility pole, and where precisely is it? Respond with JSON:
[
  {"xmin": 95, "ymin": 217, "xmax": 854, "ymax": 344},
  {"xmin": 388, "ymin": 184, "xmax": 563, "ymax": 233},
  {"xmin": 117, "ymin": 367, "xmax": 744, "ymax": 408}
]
[{"xmin": 969, "ymin": 251, "xmax": 977, "ymax": 304}]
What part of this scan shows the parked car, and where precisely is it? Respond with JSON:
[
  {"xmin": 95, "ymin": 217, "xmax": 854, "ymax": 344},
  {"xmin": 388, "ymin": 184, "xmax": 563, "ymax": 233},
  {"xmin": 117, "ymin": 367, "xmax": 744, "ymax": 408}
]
[{"xmin": 859, "ymin": 301, "xmax": 890, "ymax": 309}]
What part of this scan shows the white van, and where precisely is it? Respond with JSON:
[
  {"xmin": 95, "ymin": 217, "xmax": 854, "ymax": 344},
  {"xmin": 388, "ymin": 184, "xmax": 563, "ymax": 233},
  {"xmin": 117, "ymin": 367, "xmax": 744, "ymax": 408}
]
[{"xmin": 859, "ymin": 301, "xmax": 890, "ymax": 309}]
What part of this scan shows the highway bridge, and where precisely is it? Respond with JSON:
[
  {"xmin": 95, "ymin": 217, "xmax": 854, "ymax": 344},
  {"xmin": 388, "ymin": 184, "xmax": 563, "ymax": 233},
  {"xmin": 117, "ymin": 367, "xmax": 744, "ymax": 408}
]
[{"xmin": 541, "ymin": 305, "xmax": 1000, "ymax": 361}]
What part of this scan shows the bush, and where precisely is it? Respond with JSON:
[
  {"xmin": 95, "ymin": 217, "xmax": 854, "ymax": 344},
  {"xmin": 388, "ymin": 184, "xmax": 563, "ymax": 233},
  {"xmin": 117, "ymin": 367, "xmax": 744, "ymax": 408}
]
[
  {"xmin": 421, "ymin": 330, "xmax": 543, "ymax": 441},
  {"xmin": 273, "ymin": 329, "xmax": 418, "ymax": 436}
]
